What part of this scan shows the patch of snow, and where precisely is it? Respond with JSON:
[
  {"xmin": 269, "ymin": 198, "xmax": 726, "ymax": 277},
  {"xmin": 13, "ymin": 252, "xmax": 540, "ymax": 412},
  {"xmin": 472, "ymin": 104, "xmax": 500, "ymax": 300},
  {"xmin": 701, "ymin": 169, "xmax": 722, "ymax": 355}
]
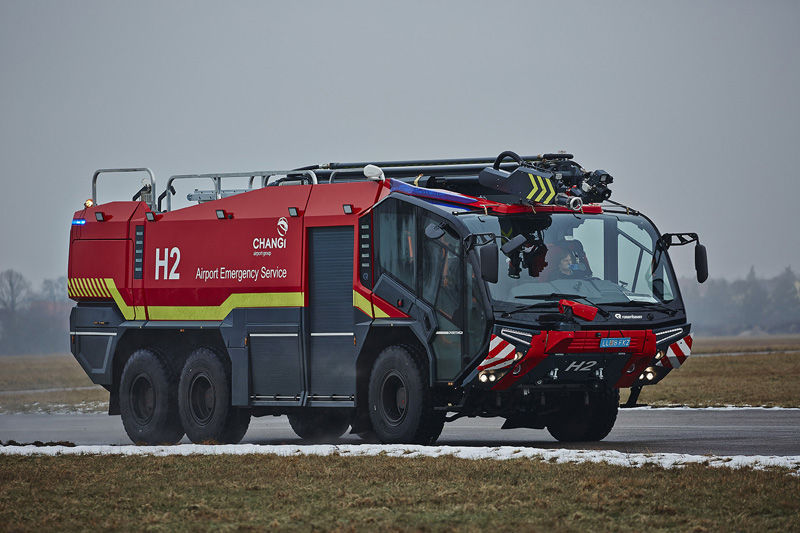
[{"xmin": 1, "ymin": 444, "xmax": 798, "ymax": 473}]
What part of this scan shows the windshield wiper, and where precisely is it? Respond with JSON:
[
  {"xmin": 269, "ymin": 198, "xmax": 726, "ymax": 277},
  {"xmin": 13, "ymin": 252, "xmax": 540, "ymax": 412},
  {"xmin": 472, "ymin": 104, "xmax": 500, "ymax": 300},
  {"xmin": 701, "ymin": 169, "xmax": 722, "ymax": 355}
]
[
  {"xmin": 606, "ymin": 300, "xmax": 677, "ymax": 316},
  {"xmin": 501, "ymin": 301, "xmax": 559, "ymax": 317}
]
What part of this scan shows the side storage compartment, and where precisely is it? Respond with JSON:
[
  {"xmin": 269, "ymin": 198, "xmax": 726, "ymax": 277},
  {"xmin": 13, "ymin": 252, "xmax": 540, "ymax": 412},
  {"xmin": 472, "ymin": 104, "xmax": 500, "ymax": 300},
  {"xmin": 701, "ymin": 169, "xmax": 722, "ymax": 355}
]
[{"xmin": 69, "ymin": 304, "xmax": 125, "ymax": 385}]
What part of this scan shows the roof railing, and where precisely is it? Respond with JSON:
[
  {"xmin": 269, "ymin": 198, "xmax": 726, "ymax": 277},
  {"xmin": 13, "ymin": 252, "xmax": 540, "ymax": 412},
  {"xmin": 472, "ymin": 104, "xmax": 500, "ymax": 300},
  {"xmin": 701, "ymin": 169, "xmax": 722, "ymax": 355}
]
[
  {"xmin": 160, "ymin": 170, "xmax": 318, "ymax": 211},
  {"xmin": 92, "ymin": 168, "xmax": 157, "ymax": 211}
]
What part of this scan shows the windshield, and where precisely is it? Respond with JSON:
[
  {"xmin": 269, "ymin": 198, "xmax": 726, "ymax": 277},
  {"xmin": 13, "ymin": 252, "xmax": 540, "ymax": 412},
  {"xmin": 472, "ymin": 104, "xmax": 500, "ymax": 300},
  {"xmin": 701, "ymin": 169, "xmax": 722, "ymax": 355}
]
[{"xmin": 463, "ymin": 212, "xmax": 679, "ymax": 309}]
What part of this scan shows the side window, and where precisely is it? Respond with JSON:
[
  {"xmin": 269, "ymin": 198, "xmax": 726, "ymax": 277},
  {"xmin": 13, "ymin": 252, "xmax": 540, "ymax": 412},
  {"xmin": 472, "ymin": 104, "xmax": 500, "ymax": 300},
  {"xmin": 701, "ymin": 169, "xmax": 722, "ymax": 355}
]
[
  {"xmin": 616, "ymin": 220, "xmax": 674, "ymax": 301},
  {"xmin": 465, "ymin": 261, "xmax": 486, "ymax": 357},
  {"xmin": 375, "ymin": 199, "xmax": 417, "ymax": 291},
  {"xmin": 421, "ymin": 217, "xmax": 463, "ymax": 380}
]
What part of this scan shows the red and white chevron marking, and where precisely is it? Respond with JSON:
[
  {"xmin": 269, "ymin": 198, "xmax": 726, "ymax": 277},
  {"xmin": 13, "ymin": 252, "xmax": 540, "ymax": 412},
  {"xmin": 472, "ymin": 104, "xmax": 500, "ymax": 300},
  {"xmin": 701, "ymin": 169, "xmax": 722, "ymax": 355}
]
[
  {"xmin": 478, "ymin": 335, "xmax": 517, "ymax": 371},
  {"xmin": 657, "ymin": 334, "xmax": 693, "ymax": 369}
]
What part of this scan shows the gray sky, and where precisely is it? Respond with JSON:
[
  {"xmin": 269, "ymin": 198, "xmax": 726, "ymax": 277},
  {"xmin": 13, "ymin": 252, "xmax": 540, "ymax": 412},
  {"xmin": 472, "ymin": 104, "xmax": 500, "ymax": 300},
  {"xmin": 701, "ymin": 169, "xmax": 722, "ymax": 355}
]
[{"xmin": 1, "ymin": 0, "xmax": 798, "ymax": 287}]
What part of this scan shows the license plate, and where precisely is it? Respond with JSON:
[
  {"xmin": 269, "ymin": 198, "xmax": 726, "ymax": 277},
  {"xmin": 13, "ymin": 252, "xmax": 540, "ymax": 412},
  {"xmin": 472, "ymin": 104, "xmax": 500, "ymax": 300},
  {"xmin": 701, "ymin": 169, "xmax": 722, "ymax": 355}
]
[{"xmin": 600, "ymin": 337, "xmax": 631, "ymax": 348}]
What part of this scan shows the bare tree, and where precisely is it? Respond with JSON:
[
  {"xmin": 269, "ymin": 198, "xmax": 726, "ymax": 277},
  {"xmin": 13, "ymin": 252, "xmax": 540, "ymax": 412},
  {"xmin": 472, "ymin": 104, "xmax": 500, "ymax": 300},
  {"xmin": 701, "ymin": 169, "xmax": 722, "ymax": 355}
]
[
  {"xmin": 0, "ymin": 270, "xmax": 31, "ymax": 354},
  {"xmin": 0, "ymin": 269, "xmax": 30, "ymax": 313},
  {"xmin": 40, "ymin": 276, "xmax": 68, "ymax": 302}
]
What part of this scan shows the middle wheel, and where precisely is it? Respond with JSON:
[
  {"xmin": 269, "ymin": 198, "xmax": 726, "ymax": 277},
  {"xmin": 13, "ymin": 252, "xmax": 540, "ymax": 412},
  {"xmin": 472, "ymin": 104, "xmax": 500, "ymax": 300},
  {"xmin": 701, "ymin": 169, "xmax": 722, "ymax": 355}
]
[
  {"xmin": 178, "ymin": 347, "xmax": 251, "ymax": 444},
  {"xmin": 287, "ymin": 408, "xmax": 351, "ymax": 442},
  {"xmin": 367, "ymin": 345, "xmax": 442, "ymax": 444}
]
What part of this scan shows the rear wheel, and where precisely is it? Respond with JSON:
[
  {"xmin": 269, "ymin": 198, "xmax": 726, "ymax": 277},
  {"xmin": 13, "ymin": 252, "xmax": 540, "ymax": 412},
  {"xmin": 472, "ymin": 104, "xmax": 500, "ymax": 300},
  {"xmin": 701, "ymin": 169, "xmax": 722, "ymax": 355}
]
[
  {"xmin": 367, "ymin": 345, "xmax": 443, "ymax": 444},
  {"xmin": 178, "ymin": 348, "xmax": 251, "ymax": 444},
  {"xmin": 119, "ymin": 349, "xmax": 184, "ymax": 445},
  {"xmin": 546, "ymin": 389, "xmax": 619, "ymax": 442},
  {"xmin": 288, "ymin": 409, "xmax": 351, "ymax": 442}
]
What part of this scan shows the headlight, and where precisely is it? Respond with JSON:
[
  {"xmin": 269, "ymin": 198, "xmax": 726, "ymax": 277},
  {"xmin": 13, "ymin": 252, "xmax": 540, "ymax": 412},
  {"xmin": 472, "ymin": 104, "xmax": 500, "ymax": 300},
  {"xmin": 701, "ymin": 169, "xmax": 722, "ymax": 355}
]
[{"xmin": 477, "ymin": 351, "xmax": 524, "ymax": 385}]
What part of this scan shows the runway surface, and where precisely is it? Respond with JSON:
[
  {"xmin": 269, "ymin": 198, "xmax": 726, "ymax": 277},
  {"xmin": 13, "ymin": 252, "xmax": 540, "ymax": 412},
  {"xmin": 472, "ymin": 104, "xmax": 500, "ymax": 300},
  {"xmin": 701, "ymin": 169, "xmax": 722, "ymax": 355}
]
[{"xmin": 1, "ymin": 408, "xmax": 798, "ymax": 456}]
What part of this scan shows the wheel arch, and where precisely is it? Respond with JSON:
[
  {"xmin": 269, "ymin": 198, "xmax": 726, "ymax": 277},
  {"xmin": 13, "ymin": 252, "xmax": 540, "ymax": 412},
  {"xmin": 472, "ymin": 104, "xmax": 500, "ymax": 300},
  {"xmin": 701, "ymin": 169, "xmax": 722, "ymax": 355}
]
[{"xmin": 352, "ymin": 323, "xmax": 432, "ymax": 433}]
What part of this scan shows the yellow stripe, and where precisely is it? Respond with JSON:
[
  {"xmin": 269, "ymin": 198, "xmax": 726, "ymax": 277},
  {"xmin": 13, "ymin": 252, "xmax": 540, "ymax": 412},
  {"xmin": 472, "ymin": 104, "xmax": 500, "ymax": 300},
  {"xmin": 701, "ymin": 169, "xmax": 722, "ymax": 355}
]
[
  {"xmin": 103, "ymin": 278, "xmax": 305, "ymax": 321},
  {"xmin": 526, "ymin": 174, "xmax": 539, "ymax": 200},
  {"xmin": 353, "ymin": 291, "xmax": 374, "ymax": 318},
  {"xmin": 104, "ymin": 278, "xmax": 136, "ymax": 320},
  {"xmin": 67, "ymin": 278, "xmax": 74, "ymax": 298},
  {"xmin": 70, "ymin": 278, "xmax": 80, "ymax": 297},
  {"xmin": 89, "ymin": 278, "xmax": 104, "ymax": 298},
  {"xmin": 534, "ymin": 176, "xmax": 548, "ymax": 202},
  {"xmin": 78, "ymin": 278, "xmax": 93, "ymax": 297},
  {"xmin": 372, "ymin": 301, "xmax": 391, "ymax": 319},
  {"xmin": 147, "ymin": 292, "xmax": 305, "ymax": 320},
  {"xmin": 97, "ymin": 278, "xmax": 111, "ymax": 298},
  {"xmin": 86, "ymin": 278, "xmax": 100, "ymax": 298},
  {"xmin": 99, "ymin": 278, "xmax": 112, "ymax": 298},
  {"xmin": 543, "ymin": 178, "xmax": 556, "ymax": 204}
]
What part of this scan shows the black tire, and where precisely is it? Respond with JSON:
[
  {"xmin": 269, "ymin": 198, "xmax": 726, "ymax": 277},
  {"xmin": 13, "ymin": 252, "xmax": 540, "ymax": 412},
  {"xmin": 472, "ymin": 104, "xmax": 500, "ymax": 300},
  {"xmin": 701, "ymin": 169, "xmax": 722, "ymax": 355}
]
[
  {"xmin": 119, "ymin": 349, "xmax": 184, "ymax": 445},
  {"xmin": 367, "ymin": 345, "xmax": 443, "ymax": 444},
  {"xmin": 287, "ymin": 409, "xmax": 351, "ymax": 442},
  {"xmin": 178, "ymin": 348, "xmax": 251, "ymax": 444},
  {"xmin": 546, "ymin": 389, "xmax": 619, "ymax": 442},
  {"xmin": 585, "ymin": 388, "xmax": 620, "ymax": 441}
]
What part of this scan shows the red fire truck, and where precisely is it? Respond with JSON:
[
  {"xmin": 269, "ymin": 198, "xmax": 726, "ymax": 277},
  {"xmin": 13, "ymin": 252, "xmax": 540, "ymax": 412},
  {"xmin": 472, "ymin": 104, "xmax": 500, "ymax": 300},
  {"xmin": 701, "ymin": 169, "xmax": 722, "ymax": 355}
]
[{"xmin": 68, "ymin": 152, "xmax": 707, "ymax": 445}]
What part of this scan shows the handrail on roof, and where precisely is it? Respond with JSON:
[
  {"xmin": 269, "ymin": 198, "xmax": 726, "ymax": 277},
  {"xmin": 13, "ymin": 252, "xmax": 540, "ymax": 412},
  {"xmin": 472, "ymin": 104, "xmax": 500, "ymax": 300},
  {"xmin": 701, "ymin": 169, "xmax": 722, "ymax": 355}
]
[
  {"xmin": 92, "ymin": 168, "xmax": 157, "ymax": 211},
  {"xmin": 161, "ymin": 170, "xmax": 318, "ymax": 211}
]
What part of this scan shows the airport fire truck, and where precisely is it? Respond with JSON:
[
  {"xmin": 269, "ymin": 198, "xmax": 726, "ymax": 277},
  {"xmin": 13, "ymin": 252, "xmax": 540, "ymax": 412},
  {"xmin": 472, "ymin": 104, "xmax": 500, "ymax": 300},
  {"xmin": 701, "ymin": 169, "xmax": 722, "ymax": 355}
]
[{"xmin": 68, "ymin": 151, "xmax": 707, "ymax": 445}]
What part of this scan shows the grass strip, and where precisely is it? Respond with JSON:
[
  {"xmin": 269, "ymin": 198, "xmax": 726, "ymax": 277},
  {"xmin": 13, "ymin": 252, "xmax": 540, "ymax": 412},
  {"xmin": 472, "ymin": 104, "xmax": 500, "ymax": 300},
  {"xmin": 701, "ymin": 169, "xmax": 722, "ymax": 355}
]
[
  {"xmin": 633, "ymin": 351, "xmax": 800, "ymax": 408},
  {"xmin": 1, "ymin": 454, "xmax": 798, "ymax": 531},
  {"xmin": 693, "ymin": 335, "xmax": 800, "ymax": 354}
]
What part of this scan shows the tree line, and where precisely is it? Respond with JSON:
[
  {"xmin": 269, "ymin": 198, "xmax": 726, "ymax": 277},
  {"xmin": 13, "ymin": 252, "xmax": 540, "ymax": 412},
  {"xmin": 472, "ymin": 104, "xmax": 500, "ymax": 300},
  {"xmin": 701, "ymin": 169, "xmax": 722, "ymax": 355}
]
[
  {"xmin": 1, "ymin": 266, "xmax": 799, "ymax": 355},
  {"xmin": 679, "ymin": 266, "xmax": 800, "ymax": 336}
]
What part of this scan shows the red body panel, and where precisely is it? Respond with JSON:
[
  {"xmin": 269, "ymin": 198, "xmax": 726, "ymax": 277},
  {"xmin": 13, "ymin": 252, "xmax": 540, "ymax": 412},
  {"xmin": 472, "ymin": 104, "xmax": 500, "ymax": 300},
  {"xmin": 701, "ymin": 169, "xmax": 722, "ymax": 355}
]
[
  {"xmin": 492, "ymin": 329, "xmax": 657, "ymax": 390},
  {"xmin": 69, "ymin": 181, "xmax": 387, "ymax": 320}
]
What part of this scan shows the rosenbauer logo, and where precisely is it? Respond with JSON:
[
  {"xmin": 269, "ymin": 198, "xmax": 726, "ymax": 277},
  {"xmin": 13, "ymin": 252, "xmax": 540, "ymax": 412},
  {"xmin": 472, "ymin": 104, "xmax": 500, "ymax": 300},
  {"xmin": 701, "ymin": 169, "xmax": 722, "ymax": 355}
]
[
  {"xmin": 252, "ymin": 218, "xmax": 289, "ymax": 256},
  {"xmin": 614, "ymin": 313, "xmax": 644, "ymax": 320}
]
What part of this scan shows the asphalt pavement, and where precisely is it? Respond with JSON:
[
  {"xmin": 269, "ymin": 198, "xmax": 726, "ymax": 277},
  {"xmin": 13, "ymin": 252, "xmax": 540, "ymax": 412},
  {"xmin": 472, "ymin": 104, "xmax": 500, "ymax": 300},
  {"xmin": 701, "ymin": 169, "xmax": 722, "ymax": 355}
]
[{"xmin": 1, "ymin": 408, "xmax": 798, "ymax": 456}]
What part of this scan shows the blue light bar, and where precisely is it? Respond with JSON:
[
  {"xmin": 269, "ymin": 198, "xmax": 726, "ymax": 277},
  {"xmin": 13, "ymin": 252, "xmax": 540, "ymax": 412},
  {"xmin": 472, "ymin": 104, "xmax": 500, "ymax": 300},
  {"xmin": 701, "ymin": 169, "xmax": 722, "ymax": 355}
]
[{"xmin": 72, "ymin": 219, "xmax": 86, "ymax": 225}]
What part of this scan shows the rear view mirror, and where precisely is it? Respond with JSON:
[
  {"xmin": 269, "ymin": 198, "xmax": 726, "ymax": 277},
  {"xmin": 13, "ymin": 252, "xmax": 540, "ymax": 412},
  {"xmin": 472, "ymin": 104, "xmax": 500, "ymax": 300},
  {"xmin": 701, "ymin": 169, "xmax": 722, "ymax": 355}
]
[
  {"xmin": 695, "ymin": 244, "xmax": 708, "ymax": 283},
  {"xmin": 479, "ymin": 243, "xmax": 499, "ymax": 283},
  {"xmin": 425, "ymin": 223, "xmax": 445, "ymax": 240},
  {"xmin": 500, "ymin": 234, "xmax": 527, "ymax": 255}
]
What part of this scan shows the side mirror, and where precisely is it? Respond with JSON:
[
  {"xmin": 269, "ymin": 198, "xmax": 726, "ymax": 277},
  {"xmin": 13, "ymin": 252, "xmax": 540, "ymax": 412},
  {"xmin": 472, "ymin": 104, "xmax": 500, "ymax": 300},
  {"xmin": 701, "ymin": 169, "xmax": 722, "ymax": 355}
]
[
  {"xmin": 695, "ymin": 244, "xmax": 708, "ymax": 283},
  {"xmin": 500, "ymin": 234, "xmax": 527, "ymax": 255},
  {"xmin": 425, "ymin": 223, "xmax": 445, "ymax": 240},
  {"xmin": 479, "ymin": 242, "xmax": 499, "ymax": 283}
]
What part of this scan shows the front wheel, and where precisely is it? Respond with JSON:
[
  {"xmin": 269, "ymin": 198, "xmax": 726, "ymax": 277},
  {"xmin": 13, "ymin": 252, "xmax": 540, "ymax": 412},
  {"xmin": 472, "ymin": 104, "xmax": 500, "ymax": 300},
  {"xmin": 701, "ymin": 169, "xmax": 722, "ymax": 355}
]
[
  {"xmin": 119, "ymin": 349, "xmax": 184, "ymax": 445},
  {"xmin": 367, "ymin": 346, "xmax": 443, "ymax": 445},
  {"xmin": 178, "ymin": 348, "xmax": 251, "ymax": 444},
  {"xmin": 546, "ymin": 389, "xmax": 619, "ymax": 442}
]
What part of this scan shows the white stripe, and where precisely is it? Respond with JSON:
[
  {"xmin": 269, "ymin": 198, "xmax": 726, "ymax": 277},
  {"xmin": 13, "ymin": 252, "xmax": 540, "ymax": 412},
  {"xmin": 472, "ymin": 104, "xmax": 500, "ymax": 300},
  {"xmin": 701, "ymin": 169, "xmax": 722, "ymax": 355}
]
[
  {"xmin": 484, "ymin": 358, "xmax": 515, "ymax": 370},
  {"xmin": 481, "ymin": 344, "xmax": 515, "ymax": 366},
  {"xmin": 436, "ymin": 331, "xmax": 463, "ymax": 335},
  {"xmin": 676, "ymin": 338, "xmax": 691, "ymax": 355},
  {"xmin": 310, "ymin": 332, "xmax": 353, "ymax": 337},
  {"xmin": 666, "ymin": 347, "xmax": 681, "ymax": 368},
  {"xmin": 250, "ymin": 333, "xmax": 298, "ymax": 338},
  {"xmin": 69, "ymin": 331, "xmax": 117, "ymax": 336},
  {"xmin": 489, "ymin": 336, "xmax": 503, "ymax": 350}
]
